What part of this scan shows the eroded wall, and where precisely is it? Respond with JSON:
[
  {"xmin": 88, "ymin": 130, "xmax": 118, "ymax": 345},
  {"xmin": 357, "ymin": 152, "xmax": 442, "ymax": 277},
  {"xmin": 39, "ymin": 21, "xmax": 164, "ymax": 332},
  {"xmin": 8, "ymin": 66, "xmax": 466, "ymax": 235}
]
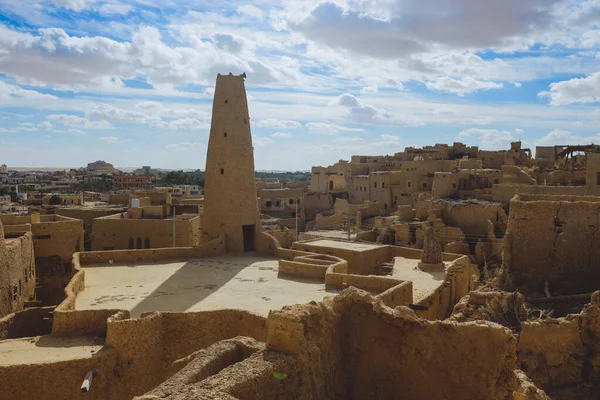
[
  {"xmin": 0, "ymin": 222, "xmax": 36, "ymax": 318},
  {"xmin": 504, "ymin": 194, "xmax": 600, "ymax": 294}
]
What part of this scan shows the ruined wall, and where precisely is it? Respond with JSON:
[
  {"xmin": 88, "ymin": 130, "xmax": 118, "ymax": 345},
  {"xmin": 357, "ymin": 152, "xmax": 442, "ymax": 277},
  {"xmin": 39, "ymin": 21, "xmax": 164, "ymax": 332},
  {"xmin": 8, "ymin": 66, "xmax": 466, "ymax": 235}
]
[
  {"xmin": 310, "ymin": 166, "xmax": 328, "ymax": 194},
  {"xmin": 201, "ymin": 74, "xmax": 262, "ymax": 252},
  {"xmin": 266, "ymin": 288, "xmax": 522, "ymax": 400},
  {"xmin": 32, "ymin": 216, "xmax": 84, "ymax": 263},
  {"xmin": 0, "ymin": 306, "xmax": 53, "ymax": 340},
  {"xmin": 55, "ymin": 207, "xmax": 127, "ymax": 251},
  {"xmin": 347, "ymin": 175, "xmax": 370, "ymax": 204},
  {"xmin": 432, "ymin": 169, "xmax": 501, "ymax": 199},
  {"xmin": 304, "ymin": 191, "xmax": 334, "ymax": 221},
  {"xmin": 492, "ymin": 184, "xmax": 589, "ymax": 203},
  {"xmin": 91, "ymin": 216, "xmax": 200, "ymax": 251},
  {"xmin": 478, "ymin": 150, "xmax": 506, "ymax": 169},
  {"xmin": 586, "ymin": 153, "xmax": 600, "ymax": 194},
  {"xmin": 0, "ymin": 223, "xmax": 36, "ymax": 318},
  {"xmin": 259, "ymin": 188, "xmax": 304, "ymax": 219},
  {"xmin": 505, "ymin": 194, "xmax": 600, "ymax": 295},
  {"xmin": 501, "ymin": 165, "xmax": 537, "ymax": 185},
  {"xmin": 313, "ymin": 212, "xmax": 345, "ymax": 230},
  {"xmin": 368, "ymin": 171, "xmax": 392, "ymax": 211}
]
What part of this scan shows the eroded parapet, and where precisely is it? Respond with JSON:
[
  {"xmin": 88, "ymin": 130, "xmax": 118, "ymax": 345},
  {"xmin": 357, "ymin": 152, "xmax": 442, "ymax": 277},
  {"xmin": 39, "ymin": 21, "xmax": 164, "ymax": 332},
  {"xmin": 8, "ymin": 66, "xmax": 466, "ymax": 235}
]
[{"xmin": 265, "ymin": 287, "xmax": 528, "ymax": 400}]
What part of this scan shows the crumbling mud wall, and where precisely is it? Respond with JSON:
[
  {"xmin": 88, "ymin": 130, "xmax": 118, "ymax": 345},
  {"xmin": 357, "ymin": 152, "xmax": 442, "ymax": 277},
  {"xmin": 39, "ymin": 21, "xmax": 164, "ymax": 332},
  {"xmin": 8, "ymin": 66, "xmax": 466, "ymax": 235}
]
[
  {"xmin": 492, "ymin": 184, "xmax": 589, "ymax": 203},
  {"xmin": 32, "ymin": 215, "xmax": 84, "ymax": 263},
  {"xmin": 516, "ymin": 292, "xmax": 600, "ymax": 398},
  {"xmin": 103, "ymin": 309, "xmax": 268, "ymax": 399},
  {"xmin": 0, "ymin": 345, "xmax": 118, "ymax": 400},
  {"xmin": 416, "ymin": 199, "xmax": 507, "ymax": 238},
  {"xmin": 55, "ymin": 207, "xmax": 127, "ymax": 250},
  {"xmin": 505, "ymin": 194, "xmax": 600, "ymax": 295},
  {"xmin": 135, "ymin": 337, "xmax": 278, "ymax": 400},
  {"xmin": 0, "ymin": 222, "xmax": 36, "ymax": 318},
  {"xmin": 265, "ymin": 288, "xmax": 537, "ymax": 400},
  {"xmin": 0, "ymin": 306, "xmax": 54, "ymax": 340}
]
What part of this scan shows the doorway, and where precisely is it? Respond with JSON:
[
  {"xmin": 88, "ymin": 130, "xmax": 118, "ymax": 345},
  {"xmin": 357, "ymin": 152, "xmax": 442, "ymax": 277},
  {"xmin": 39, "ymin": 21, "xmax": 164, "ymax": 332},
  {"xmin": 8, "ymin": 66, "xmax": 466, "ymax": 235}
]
[{"xmin": 242, "ymin": 225, "xmax": 255, "ymax": 252}]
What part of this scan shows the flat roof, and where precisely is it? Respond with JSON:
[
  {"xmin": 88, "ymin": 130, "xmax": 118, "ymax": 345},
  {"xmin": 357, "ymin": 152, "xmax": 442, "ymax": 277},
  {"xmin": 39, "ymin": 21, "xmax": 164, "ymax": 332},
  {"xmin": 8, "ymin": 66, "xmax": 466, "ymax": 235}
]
[
  {"xmin": 76, "ymin": 255, "xmax": 340, "ymax": 318},
  {"xmin": 301, "ymin": 239, "xmax": 385, "ymax": 252},
  {"xmin": 0, "ymin": 336, "xmax": 103, "ymax": 367},
  {"xmin": 392, "ymin": 257, "xmax": 446, "ymax": 302}
]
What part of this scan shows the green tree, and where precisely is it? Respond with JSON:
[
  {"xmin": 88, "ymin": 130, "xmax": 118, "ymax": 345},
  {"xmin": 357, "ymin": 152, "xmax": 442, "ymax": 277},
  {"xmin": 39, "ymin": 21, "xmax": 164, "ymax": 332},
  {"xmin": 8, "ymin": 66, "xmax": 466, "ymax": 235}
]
[{"xmin": 49, "ymin": 195, "xmax": 63, "ymax": 205}]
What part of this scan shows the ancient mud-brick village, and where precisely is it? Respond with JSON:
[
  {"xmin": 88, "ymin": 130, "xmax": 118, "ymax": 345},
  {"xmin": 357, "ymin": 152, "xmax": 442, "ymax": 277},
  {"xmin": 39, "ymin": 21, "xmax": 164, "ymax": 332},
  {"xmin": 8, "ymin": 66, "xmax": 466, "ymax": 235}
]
[
  {"xmin": 1, "ymin": 72, "xmax": 600, "ymax": 400},
  {"xmin": 3, "ymin": 2, "xmax": 600, "ymax": 399}
]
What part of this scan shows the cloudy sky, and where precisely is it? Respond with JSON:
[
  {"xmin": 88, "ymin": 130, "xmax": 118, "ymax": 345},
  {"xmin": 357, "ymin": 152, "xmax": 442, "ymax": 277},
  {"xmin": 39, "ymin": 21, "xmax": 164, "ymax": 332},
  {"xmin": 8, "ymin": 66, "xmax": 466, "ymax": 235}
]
[{"xmin": 1, "ymin": 0, "xmax": 600, "ymax": 170}]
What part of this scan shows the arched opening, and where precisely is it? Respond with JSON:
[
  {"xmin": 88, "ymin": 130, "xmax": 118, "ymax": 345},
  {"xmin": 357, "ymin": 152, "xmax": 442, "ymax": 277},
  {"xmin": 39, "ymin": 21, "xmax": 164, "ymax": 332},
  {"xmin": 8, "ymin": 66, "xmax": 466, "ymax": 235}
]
[
  {"xmin": 224, "ymin": 132, "xmax": 227, "ymax": 137},
  {"xmin": 128, "ymin": 237, "xmax": 134, "ymax": 249},
  {"xmin": 145, "ymin": 237, "xmax": 150, "ymax": 249},
  {"xmin": 136, "ymin": 237, "xmax": 142, "ymax": 249}
]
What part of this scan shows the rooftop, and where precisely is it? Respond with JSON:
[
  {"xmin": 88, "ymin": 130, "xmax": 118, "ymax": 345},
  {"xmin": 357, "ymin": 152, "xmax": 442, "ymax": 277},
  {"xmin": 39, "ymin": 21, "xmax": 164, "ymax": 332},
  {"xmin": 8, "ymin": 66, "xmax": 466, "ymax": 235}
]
[
  {"xmin": 301, "ymin": 239, "xmax": 385, "ymax": 252},
  {"xmin": 0, "ymin": 335, "xmax": 104, "ymax": 367},
  {"xmin": 76, "ymin": 255, "xmax": 340, "ymax": 318}
]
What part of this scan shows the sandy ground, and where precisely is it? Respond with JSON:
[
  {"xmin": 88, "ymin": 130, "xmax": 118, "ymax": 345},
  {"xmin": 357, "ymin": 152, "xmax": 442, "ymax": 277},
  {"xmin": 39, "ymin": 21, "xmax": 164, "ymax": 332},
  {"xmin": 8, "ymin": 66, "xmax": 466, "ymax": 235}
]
[
  {"xmin": 77, "ymin": 255, "xmax": 340, "ymax": 318},
  {"xmin": 391, "ymin": 257, "xmax": 446, "ymax": 302},
  {"xmin": 0, "ymin": 335, "xmax": 104, "ymax": 366},
  {"xmin": 303, "ymin": 239, "xmax": 384, "ymax": 251}
]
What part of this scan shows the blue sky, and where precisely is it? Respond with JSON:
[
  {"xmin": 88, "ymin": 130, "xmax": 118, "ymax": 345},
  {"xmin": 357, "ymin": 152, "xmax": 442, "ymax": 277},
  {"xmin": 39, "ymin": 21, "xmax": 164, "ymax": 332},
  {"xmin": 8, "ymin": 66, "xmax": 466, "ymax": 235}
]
[{"xmin": 2, "ymin": 0, "xmax": 600, "ymax": 170}]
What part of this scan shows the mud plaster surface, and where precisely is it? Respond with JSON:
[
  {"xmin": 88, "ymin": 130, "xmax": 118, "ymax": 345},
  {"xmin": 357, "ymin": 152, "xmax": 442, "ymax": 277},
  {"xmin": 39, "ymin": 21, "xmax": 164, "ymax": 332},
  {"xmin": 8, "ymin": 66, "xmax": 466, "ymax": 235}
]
[
  {"xmin": 77, "ymin": 255, "xmax": 340, "ymax": 318},
  {"xmin": 304, "ymin": 239, "xmax": 384, "ymax": 251},
  {"xmin": 0, "ymin": 335, "xmax": 103, "ymax": 366},
  {"xmin": 392, "ymin": 257, "xmax": 446, "ymax": 302}
]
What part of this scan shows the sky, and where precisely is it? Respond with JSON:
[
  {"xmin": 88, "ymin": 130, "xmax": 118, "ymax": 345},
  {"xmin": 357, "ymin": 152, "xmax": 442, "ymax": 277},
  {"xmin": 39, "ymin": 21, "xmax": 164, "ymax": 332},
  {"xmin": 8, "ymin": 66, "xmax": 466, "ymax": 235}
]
[{"xmin": 2, "ymin": 1, "xmax": 600, "ymax": 170}]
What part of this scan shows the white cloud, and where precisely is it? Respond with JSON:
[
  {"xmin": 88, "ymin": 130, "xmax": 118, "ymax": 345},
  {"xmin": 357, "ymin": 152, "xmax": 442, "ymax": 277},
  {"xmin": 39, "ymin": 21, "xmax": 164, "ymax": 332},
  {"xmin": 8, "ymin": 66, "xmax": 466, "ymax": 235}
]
[
  {"xmin": 305, "ymin": 122, "xmax": 365, "ymax": 135},
  {"xmin": 332, "ymin": 93, "xmax": 393, "ymax": 123},
  {"xmin": 98, "ymin": 3, "xmax": 131, "ymax": 16},
  {"xmin": 99, "ymin": 136, "xmax": 133, "ymax": 144},
  {"xmin": 361, "ymin": 86, "xmax": 378, "ymax": 94},
  {"xmin": 86, "ymin": 104, "xmax": 157, "ymax": 124},
  {"xmin": 211, "ymin": 33, "xmax": 246, "ymax": 54},
  {"xmin": 0, "ymin": 127, "xmax": 18, "ymax": 133},
  {"xmin": 426, "ymin": 77, "xmax": 503, "ymax": 96},
  {"xmin": 537, "ymin": 128, "xmax": 600, "ymax": 145},
  {"xmin": 166, "ymin": 142, "xmax": 206, "ymax": 150},
  {"xmin": 48, "ymin": 128, "xmax": 86, "ymax": 135},
  {"xmin": 151, "ymin": 118, "xmax": 209, "ymax": 131},
  {"xmin": 290, "ymin": 0, "xmax": 563, "ymax": 58},
  {"xmin": 433, "ymin": 107, "xmax": 457, "ymax": 115},
  {"xmin": 540, "ymin": 72, "xmax": 600, "ymax": 105},
  {"xmin": 17, "ymin": 122, "xmax": 38, "ymax": 132},
  {"xmin": 458, "ymin": 128, "xmax": 523, "ymax": 150},
  {"xmin": 51, "ymin": 0, "xmax": 91, "ymax": 12},
  {"xmin": 271, "ymin": 132, "xmax": 292, "ymax": 138},
  {"xmin": 256, "ymin": 119, "xmax": 301, "ymax": 129},
  {"xmin": 0, "ymin": 81, "xmax": 57, "ymax": 101},
  {"xmin": 334, "ymin": 137, "xmax": 364, "ymax": 143},
  {"xmin": 47, "ymin": 114, "xmax": 113, "ymax": 129},
  {"xmin": 237, "ymin": 5, "xmax": 265, "ymax": 20},
  {"xmin": 254, "ymin": 136, "xmax": 275, "ymax": 146}
]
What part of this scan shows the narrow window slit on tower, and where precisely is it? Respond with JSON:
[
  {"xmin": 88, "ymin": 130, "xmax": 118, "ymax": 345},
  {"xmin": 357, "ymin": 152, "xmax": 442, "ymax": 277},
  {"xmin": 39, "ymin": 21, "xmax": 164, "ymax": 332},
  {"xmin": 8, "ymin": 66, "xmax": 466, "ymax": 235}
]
[
  {"xmin": 224, "ymin": 132, "xmax": 227, "ymax": 137},
  {"xmin": 225, "ymin": 99, "xmax": 228, "ymax": 103},
  {"xmin": 220, "ymin": 168, "xmax": 224, "ymax": 175}
]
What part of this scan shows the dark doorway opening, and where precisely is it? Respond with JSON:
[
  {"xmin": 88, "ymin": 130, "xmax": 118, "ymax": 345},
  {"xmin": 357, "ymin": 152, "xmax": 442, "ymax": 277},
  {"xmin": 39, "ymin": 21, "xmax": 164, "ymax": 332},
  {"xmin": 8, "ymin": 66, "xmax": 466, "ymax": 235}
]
[{"xmin": 242, "ymin": 225, "xmax": 255, "ymax": 252}]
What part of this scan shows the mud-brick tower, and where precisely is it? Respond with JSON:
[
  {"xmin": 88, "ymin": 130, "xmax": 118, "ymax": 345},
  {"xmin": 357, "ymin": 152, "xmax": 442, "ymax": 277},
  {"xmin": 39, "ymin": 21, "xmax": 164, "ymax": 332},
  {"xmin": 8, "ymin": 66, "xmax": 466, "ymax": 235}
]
[{"xmin": 201, "ymin": 73, "xmax": 262, "ymax": 252}]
